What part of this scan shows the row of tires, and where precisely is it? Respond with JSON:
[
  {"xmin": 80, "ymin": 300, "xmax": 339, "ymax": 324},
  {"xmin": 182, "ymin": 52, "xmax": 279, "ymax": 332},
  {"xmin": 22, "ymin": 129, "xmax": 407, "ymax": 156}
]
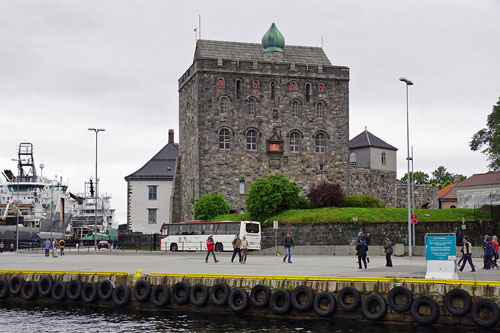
[{"xmin": 1, "ymin": 276, "xmax": 499, "ymax": 328}]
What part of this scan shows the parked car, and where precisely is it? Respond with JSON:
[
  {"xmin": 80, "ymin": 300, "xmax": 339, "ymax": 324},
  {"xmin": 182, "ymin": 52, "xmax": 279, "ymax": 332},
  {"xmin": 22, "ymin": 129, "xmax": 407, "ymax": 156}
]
[{"xmin": 98, "ymin": 240, "xmax": 110, "ymax": 249}]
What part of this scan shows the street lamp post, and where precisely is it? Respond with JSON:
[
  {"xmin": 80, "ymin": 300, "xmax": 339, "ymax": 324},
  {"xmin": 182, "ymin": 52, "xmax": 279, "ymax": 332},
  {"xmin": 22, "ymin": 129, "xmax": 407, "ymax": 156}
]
[
  {"xmin": 400, "ymin": 77, "xmax": 413, "ymax": 257},
  {"xmin": 88, "ymin": 128, "xmax": 106, "ymax": 252}
]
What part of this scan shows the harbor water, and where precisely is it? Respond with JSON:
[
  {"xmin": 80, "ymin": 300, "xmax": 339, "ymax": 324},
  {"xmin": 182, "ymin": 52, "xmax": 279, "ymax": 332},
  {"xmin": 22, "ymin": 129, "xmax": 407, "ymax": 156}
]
[{"xmin": 0, "ymin": 303, "xmax": 489, "ymax": 333}]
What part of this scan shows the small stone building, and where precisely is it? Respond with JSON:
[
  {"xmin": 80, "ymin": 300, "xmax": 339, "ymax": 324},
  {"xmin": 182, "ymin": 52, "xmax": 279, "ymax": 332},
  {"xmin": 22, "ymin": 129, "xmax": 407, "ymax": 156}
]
[
  {"xmin": 174, "ymin": 23, "xmax": 350, "ymax": 220},
  {"xmin": 456, "ymin": 172, "xmax": 500, "ymax": 208},
  {"xmin": 125, "ymin": 130, "xmax": 179, "ymax": 233}
]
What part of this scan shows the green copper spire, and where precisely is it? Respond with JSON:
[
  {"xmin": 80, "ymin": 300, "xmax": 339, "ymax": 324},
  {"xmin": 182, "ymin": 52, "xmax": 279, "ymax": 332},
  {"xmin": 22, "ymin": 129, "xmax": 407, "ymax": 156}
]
[{"xmin": 262, "ymin": 23, "xmax": 285, "ymax": 53}]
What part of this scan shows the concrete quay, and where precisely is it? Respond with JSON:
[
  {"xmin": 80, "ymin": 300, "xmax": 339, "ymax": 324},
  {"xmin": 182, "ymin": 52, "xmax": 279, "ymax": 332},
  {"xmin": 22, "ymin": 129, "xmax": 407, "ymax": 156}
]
[{"xmin": 0, "ymin": 251, "xmax": 498, "ymax": 281}]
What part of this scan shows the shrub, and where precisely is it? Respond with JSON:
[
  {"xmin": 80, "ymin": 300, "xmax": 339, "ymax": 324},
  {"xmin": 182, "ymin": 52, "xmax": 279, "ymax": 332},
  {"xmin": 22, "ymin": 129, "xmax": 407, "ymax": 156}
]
[
  {"xmin": 246, "ymin": 174, "xmax": 302, "ymax": 221},
  {"xmin": 193, "ymin": 192, "xmax": 231, "ymax": 220},
  {"xmin": 307, "ymin": 182, "xmax": 345, "ymax": 208},
  {"xmin": 345, "ymin": 195, "xmax": 385, "ymax": 208}
]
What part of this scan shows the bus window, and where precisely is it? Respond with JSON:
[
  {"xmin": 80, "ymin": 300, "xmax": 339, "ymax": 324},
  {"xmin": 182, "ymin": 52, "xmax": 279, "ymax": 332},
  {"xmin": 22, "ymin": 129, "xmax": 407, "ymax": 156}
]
[
  {"xmin": 246, "ymin": 223, "xmax": 260, "ymax": 234},
  {"xmin": 226, "ymin": 223, "xmax": 240, "ymax": 235},
  {"xmin": 179, "ymin": 224, "xmax": 191, "ymax": 235},
  {"xmin": 191, "ymin": 224, "xmax": 202, "ymax": 235},
  {"xmin": 161, "ymin": 226, "xmax": 169, "ymax": 236},
  {"xmin": 201, "ymin": 223, "xmax": 214, "ymax": 235},
  {"xmin": 169, "ymin": 225, "xmax": 180, "ymax": 236},
  {"xmin": 214, "ymin": 223, "xmax": 225, "ymax": 235}
]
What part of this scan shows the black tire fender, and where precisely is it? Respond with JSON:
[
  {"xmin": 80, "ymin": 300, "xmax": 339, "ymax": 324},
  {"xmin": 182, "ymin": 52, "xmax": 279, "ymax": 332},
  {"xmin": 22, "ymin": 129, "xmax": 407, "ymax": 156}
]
[
  {"xmin": 388, "ymin": 286, "xmax": 413, "ymax": 313},
  {"xmin": 67, "ymin": 280, "xmax": 83, "ymax": 301},
  {"xmin": 362, "ymin": 293, "xmax": 387, "ymax": 321},
  {"xmin": 250, "ymin": 284, "xmax": 271, "ymax": 308},
  {"xmin": 410, "ymin": 296, "xmax": 440, "ymax": 326},
  {"xmin": 112, "ymin": 285, "xmax": 131, "ymax": 308},
  {"xmin": 0, "ymin": 280, "xmax": 9, "ymax": 300},
  {"xmin": 189, "ymin": 283, "xmax": 209, "ymax": 306},
  {"xmin": 134, "ymin": 280, "xmax": 152, "ymax": 302},
  {"xmin": 8, "ymin": 276, "xmax": 24, "ymax": 296},
  {"xmin": 81, "ymin": 282, "xmax": 98, "ymax": 303},
  {"xmin": 313, "ymin": 292, "xmax": 337, "ymax": 317},
  {"xmin": 98, "ymin": 280, "xmax": 115, "ymax": 301},
  {"xmin": 338, "ymin": 287, "xmax": 361, "ymax": 312},
  {"xmin": 51, "ymin": 281, "xmax": 66, "ymax": 302},
  {"xmin": 471, "ymin": 299, "xmax": 500, "ymax": 328},
  {"xmin": 269, "ymin": 290, "xmax": 291, "ymax": 315},
  {"xmin": 444, "ymin": 288, "xmax": 472, "ymax": 317},
  {"xmin": 150, "ymin": 285, "xmax": 170, "ymax": 307},
  {"xmin": 172, "ymin": 282, "xmax": 190, "ymax": 305},
  {"xmin": 20, "ymin": 281, "xmax": 38, "ymax": 301},
  {"xmin": 228, "ymin": 288, "xmax": 249, "ymax": 313},
  {"xmin": 291, "ymin": 285, "xmax": 315, "ymax": 312},
  {"xmin": 210, "ymin": 282, "xmax": 231, "ymax": 306},
  {"xmin": 38, "ymin": 275, "xmax": 54, "ymax": 297}
]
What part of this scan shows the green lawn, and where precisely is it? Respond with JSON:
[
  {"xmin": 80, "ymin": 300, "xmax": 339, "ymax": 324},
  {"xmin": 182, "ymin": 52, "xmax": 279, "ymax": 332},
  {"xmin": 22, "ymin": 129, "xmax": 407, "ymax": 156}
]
[{"xmin": 213, "ymin": 208, "xmax": 490, "ymax": 226}]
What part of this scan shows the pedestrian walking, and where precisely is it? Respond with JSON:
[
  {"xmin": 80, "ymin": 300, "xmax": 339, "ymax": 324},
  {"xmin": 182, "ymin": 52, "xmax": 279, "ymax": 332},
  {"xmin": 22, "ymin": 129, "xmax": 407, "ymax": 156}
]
[
  {"xmin": 51, "ymin": 238, "xmax": 58, "ymax": 258},
  {"xmin": 365, "ymin": 232, "xmax": 371, "ymax": 263},
  {"xmin": 43, "ymin": 238, "xmax": 51, "ymax": 257},
  {"xmin": 493, "ymin": 235, "xmax": 499, "ymax": 266},
  {"xmin": 59, "ymin": 239, "xmax": 66, "ymax": 256},
  {"xmin": 482, "ymin": 234, "xmax": 489, "ymax": 269},
  {"xmin": 231, "ymin": 234, "xmax": 242, "ymax": 263},
  {"xmin": 205, "ymin": 234, "xmax": 218, "ymax": 263},
  {"xmin": 0, "ymin": 241, "xmax": 4, "ymax": 253},
  {"xmin": 10, "ymin": 242, "xmax": 14, "ymax": 252},
  {"xmin": 483, "ymin": 237, "xmax": 497, "ymax": 270},
  {"xmin": 459, "ymin": 235, "xmax": 475, "ymax": 272},
  {"xmin": 241, "ymin": 235, "xmax": 249, "ymax": 264},
  {"xmin": 457, "ymin": 237, "xmax": 466, "ymax": 268},
  {"xmin": 357, "ymin": 231, "xmax": 365, "ymax": 243},
  {"xmin": 283, "ymin": 233, "xmax": 294, "ymax": 263},
  {"xmin": 384, "ymin": 238, "xmax": 393, "ymax": 267},
  {"xmin": 356, "ymin": 238, "xmax": 368, "ymax": 269}
]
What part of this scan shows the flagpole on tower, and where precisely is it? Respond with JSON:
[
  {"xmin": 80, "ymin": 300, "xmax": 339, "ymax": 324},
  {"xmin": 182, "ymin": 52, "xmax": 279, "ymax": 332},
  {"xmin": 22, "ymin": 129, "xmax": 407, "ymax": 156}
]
[{"xmin": 199, "ymin": 14, "xmax": 201, "ymax": 39}]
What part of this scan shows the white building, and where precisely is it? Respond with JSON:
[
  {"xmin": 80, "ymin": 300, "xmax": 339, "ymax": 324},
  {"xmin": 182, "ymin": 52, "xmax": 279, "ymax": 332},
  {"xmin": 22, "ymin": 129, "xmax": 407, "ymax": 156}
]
[
  {"xmin": 456, "ymin": 172, "xmax": 500, "ymax": 208},
  {"xmin": 125, "ymin": 130, "xmax": 179, "ymax": 234},
  {"xmin": 348, "ymin": 128, "xmax": 397, "ymax": 172}
]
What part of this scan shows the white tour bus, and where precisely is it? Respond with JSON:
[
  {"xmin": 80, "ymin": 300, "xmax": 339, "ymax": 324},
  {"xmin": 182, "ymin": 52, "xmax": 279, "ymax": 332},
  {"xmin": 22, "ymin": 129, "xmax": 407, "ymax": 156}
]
[{"xmin": 160, "ymin": 220, "xmax": 261, "ymax": 252}]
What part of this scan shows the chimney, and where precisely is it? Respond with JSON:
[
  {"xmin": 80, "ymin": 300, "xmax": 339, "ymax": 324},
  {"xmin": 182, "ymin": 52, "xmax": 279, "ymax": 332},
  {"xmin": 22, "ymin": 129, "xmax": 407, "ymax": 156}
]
[{"xmin": 168, "ymin": 129, "xmax": 174, "ymax": 143}]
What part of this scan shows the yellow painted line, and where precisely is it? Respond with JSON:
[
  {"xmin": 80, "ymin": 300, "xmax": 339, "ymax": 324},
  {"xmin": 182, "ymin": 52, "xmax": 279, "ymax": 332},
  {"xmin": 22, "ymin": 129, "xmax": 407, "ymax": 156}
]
[{"xmin": 0, "ymin": 270, "xmax": 128, "ymax": 276}]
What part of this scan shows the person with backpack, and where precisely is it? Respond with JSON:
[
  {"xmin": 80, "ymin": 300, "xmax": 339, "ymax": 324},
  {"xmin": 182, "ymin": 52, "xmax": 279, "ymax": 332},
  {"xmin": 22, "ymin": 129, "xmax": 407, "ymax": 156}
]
[
  {"xmin": 356, "ymin": 238, "xmax": 368, "ymax": 269},
  {"xmin": 231, "ymin": 234, "xmax": 242, "ymax": 263},
  {"xmin": 459, "ymin": 235, "xmax": 475, "ymax": 272},
  {"xmin": 384, "ymin": 238, "xmax": 393, "ymax": 267},
  {"xmin": 59, "ymin": 239, "xmax": 66, "ymax": 256}
]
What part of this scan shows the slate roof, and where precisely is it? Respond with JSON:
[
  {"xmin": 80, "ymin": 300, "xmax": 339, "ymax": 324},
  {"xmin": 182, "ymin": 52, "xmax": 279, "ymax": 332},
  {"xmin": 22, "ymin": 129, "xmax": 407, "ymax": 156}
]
[
  {"xmin": 454, "ymin": 172, "xmax": 500, "ymax": 188},
  {"xmin": 349, "ymin": 130, "xmax": 397, "ymax": 151},
  {"xmin": 194, "ymin": 40, "xmax": 332, "ymax": 66},
  {"xmin": 125, "ymin": 142, "xmax": 179, "ymax": 181}
]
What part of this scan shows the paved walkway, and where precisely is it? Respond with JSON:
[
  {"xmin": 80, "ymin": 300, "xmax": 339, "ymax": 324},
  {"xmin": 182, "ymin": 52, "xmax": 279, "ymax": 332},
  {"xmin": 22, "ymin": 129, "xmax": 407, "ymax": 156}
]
[{"xmin": 1, "ymin": 251, "xmax": 497, "ymax": 281}]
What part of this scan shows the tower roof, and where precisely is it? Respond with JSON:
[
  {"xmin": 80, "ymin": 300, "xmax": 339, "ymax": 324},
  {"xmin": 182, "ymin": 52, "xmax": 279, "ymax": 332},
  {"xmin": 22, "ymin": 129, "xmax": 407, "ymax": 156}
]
[
  {"xmin": 262, "ymin": 23, "xmax": 285, "ymax": 53},
  {"xmin": 125, "ymin": 142, "xmax": 179, "ymax": 181},
  {"xmin": 349, "ymin": 129, "xmax": 397, "ymax": 151}
]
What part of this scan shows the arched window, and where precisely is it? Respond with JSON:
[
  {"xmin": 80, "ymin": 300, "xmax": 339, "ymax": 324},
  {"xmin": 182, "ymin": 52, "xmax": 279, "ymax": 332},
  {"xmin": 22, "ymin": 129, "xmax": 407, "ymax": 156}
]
[
  {"xmin": 315, "ymin": 133, "xmax": 326, "ymax": 153},
  {"xmin": 316, "ymin": 102, "xmax": 324, "ymax": 118},
  {"xmin": 235, "ymin": 79, "xmax": 241, "ymax": 99},
  {"xmin": 220, "ymin": 97, "xmax": 229, "ymax": 114},
  {"xmin": 381, "ymin": 152, "xmax": 386, "ymax": 165},
  {"xmin": 290, "ymin": 81, "xmax": 296, "ymax": 91},
  {"xmin": 292, "ymin": 101, "xmax": 299, "ymax": 117},
  {"xmin": 270, "ymin": 81, "xmax": 276, "ymax": 98},
  {"xmin": 252, "ymin": 80, "xmax": 259, "ymax": 89},
  {"xmin": 219, "ymin": 129, "xmax": 230, "ymax": 150},
  {"xmin": 350, "ymin": 152, "xmax": 357, "ymax": 165},
  {"xmin": 247, "ymin": 98, "xmax": 256, "ymax": 116},
  {"xmin": 216, "ymin": 77, "xmax": 224, "ymax": 87},
  {"xmin": 318, "ymin": 83, "xmax": 325, "ymax": 93},
  {"xmin": 246, "ymin": 130, "xmax": 257, "ymax": 151},
  {"xmin": 290, "ymin": 132, "xmax": 300, "ymax": 153},
  {"xmin": 305, "ymin": 83, "xmax": 311, "ymax": 102}
]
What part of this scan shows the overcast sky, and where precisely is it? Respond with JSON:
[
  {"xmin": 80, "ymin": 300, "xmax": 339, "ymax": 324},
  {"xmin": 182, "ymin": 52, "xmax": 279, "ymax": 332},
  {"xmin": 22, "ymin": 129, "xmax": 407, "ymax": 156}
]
[{"xmin": 1, "ymin": 0, "xmax": 499, "ymax": 225}]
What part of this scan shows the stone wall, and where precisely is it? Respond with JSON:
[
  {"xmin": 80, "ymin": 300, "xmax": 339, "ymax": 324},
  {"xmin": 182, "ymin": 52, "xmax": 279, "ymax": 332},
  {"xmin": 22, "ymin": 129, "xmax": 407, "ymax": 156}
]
[
  {"xmin": 396, "ymin": 183, "xmax": 439, "ymax": 209},
  {"xmin": 348, "ymin": 167, "xmax": 397, "ymax": 207},
  {"xmin": 261, "ymin": 220, "xmax": 500, "ymax": 249},
  {"xmin": 169, "ymin": 155, "xmax": 183, "ymax": 223},
  {"xmin": 178, "ymin": 57, "xmax": 350, "ymax": 220}
]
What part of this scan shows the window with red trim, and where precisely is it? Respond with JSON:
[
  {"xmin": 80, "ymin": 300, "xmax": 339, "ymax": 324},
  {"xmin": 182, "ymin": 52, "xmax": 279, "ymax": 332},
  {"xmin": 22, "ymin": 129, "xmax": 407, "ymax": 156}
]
[
  {"xmin": 217, "ymin": 78, "xmax": 224, "ymax": 87},
  {"xmin": 318, "ymin": 83, "xmax": 324, "ymax": 93},
  {"xmin": 290, "ymin": 82, "xmax": 296, "ymax": 91},
  {"xmin": 269, "ymin": 143, "xmax": 280, "ymax": 151},
  {"xmin": 252, "ymin": 80, "xmax": 259, "ymax": 89}
]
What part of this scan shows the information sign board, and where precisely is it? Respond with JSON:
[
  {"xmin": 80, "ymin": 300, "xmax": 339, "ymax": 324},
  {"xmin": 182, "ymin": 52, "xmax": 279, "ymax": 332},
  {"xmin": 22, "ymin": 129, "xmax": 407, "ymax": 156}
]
[{"xmin": 425, "ymin": 235, "xmax": 456, "ymax": 261}]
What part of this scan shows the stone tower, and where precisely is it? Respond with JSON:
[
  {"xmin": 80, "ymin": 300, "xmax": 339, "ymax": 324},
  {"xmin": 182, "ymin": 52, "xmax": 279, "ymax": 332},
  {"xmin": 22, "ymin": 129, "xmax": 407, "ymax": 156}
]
[{"xmin": 175, "ymin": 24, "xmax": 350, "ymax": 220}]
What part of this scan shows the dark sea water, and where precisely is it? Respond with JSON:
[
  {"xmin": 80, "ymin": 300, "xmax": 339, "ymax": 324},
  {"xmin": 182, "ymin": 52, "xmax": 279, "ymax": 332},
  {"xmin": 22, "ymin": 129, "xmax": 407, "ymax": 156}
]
[{"xmin": 0, "ymin": 303, "xmax": 493, "ymax": 333}]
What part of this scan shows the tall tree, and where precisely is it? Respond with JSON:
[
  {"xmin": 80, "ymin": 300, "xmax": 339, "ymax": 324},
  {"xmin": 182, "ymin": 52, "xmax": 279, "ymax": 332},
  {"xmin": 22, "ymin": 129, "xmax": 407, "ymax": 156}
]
[
  {"xmin": 401, "ymin": 171, "xmax": 430, "ymax": 185},
  {"xmin": 470, "ymin": 97, "xmax": 500, "ymax": 171},
  {"xmin": 431, "ymin": 166, "xmax": 454, "ymax": 185}
]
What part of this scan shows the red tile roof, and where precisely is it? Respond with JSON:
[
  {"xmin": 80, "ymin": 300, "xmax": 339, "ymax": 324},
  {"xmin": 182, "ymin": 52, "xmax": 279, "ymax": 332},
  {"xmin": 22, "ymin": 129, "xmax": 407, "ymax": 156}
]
[
  {"xmin": 455, "ymin": 172, "xmax": 500, "ymax": 188},
  {"xmin": 439, "ymin": 182, "xmax": 460, "ymax": 199}
]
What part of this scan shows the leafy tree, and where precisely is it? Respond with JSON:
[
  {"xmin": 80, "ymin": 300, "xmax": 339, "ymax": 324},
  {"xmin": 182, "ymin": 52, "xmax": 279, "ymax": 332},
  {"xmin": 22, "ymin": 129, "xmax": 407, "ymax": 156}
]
[
  {"xmin": 470, "ymin": 97, "xmax": 500, "ymax": 171},
  {"xmin": 193, "ymin": 192, "xmax": 230, "ymax": 220},
  {"xmin": 401, "ymin": 171, "xmax": 430, "ymax": 185},
  {"xmin": 431, "ymin": 166, "xmax": 454, "ymax": 185},
  {"xmin": 246, "ymin": 174, "xmax": 302, "ymax": 221},
  {"xmin": 307, "ymin": 182, "xmax": 345, "ymax": 208}
]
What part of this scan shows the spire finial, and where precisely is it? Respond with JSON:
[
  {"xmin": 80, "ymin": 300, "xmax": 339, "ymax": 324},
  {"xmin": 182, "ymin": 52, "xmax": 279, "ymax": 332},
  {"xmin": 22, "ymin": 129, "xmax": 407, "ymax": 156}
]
[{"xmin": 262, "ymin": 23, "xmax": 285, "ymax": 53}]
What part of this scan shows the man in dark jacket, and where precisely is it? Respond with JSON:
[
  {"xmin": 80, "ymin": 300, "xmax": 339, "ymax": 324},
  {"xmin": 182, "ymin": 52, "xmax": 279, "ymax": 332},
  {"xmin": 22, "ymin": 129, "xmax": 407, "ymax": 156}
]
[
  {"xmin": 356, "ymin": 238, "xmax": 368, "ymax": 269},
  {"xmin": 383, "ymin": 238, "xmax": 393, "ymax": 267},
  {"xmin": 283, "ymin": 233, "xmax": 294, "ymax": 263},
  {"xmin": 459, "ymin": 235, "xmax": 475, "ymax": 272}
]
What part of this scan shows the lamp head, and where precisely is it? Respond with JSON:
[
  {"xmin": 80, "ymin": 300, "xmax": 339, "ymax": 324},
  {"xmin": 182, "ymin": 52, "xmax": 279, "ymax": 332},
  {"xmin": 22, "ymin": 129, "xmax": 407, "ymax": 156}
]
[{"xmin": 399, "ymin": 77, "xmax": 414, "ymax": 85}]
